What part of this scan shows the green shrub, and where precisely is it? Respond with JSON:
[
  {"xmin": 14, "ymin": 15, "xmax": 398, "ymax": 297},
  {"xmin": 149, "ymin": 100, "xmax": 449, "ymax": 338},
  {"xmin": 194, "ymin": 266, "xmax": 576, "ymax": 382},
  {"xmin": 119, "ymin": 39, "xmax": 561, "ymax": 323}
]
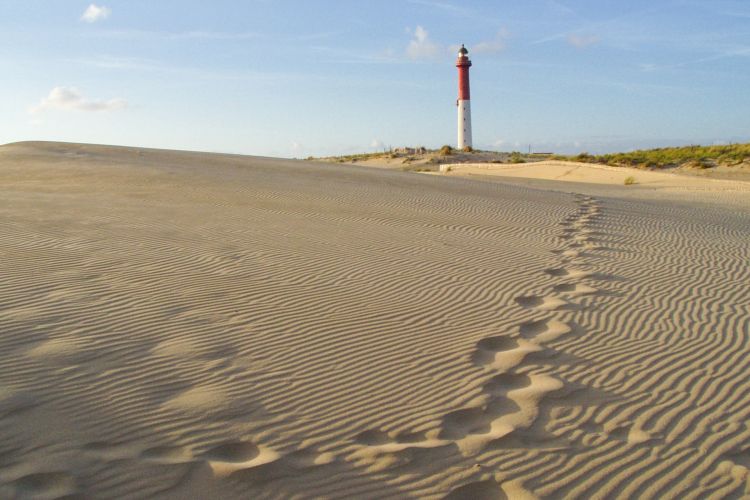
[
  {"xmin": 554, "ymin": 143, "xmax": 750, "ymax": 169},
  {"xmin": 439, "ymin": 145, "xmax": 453, "ymax": 156},
  {"xmin": 509, "ymin": 152, "xmax": 525, "ymax": 164}
]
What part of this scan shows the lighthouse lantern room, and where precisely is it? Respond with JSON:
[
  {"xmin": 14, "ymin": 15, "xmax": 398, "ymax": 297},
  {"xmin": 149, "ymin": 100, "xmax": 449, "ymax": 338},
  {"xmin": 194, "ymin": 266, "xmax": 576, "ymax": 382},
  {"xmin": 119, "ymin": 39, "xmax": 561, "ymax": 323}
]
[{"xmin": 456, "ymin": 44, "xmax": 472, "ymax": 150}]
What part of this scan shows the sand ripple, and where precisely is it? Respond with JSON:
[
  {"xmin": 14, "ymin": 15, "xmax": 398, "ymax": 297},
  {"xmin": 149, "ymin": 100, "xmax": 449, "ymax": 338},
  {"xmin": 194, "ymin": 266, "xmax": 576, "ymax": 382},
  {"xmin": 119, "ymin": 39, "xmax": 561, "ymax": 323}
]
[{"xmin": 0, "ymin": 142, "xmax": 748, "ymax": 498}]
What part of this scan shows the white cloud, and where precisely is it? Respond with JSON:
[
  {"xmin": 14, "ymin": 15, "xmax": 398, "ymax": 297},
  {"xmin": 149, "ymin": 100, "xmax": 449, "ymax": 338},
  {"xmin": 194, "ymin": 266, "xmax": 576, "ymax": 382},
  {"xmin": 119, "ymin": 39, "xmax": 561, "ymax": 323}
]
[
  {"xmin": 30, "ymin": 87, "xmax": 126, "ymax": 113},
  {"xmin": 567, "ymin": 34, "xmax": 600, "ymax": 48},
  {"xmin": 370, "ymin": 139, "xmax": 385, "ymax": 150},
  {"xmin": 407, "ymin": 26, "xmax": 441, "ymax": 60},
  {"xmin": 470, "ymin": 30, "xmax": 510, "ymax": 55},
  {"xmin": 81, "ymin": 4, "xmax": 111, "ymax": 23},
  {"xmin": 448, "ymin": 29, "xmax": 509, "ymax": 59}
]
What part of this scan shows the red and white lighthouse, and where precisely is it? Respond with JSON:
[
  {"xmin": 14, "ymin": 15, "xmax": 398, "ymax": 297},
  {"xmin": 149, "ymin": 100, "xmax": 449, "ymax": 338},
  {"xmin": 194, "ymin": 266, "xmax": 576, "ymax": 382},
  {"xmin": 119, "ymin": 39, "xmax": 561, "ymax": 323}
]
[{"xmin": 456, "ymin": 44, "xmax": 472, "ymax": 150}]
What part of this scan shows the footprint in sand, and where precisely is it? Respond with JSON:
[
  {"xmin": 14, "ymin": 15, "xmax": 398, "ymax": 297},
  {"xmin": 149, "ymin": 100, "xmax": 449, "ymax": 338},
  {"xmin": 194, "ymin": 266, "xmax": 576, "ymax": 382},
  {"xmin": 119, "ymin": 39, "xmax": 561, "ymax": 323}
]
[
  {"xmin": 518, "ymin": 319, "xmax": 573, "ymax": 343},
  {"xmin": 438, "ymin": 404, "xmax": 509, "ymax": 441},
  {"xmin": 354, "ymin": 430, "xmax": 392, "ymax": 446},
  {"xmin": 84, "ymin": 439, "xmax": 201, "ymax": 467},
  {"xmin": 573, "ymin": 235, "xmax": 597, "ymax": 245},
  {"xmin": 558, "ymin": 233, "xmax": 577, "ymax": 242},
  {"xmin": 544, "ymin": 267, "xmax": 591, "ymax": 279},
  {"xmin": 201, "ymin": 440, "xmax": 281, "ymax": 478},
  {"xmin": 482, "ymin": 373, "xmax": 533, "ymax": 397},
  {"xmin": 141, "ymin": 445, "xmax": 194, "ymax": 464},
  {"xmin": 351, "ymin": 371, "xmax": 563, "ymax": 463},
  {"xmin": 10, "ymin": 471, "xmax": 77, "ymax": 499},
  {"xmin": 438, "ymin": 374, "xmax": 534, "ymax": 441},
  {"xmin": 83, "ymin": 437, "xmax": 287, "ymax": 478},
  {"xmin": 552, "ymin": 248, "xmax": 590, "ymax": 260},
  {"xmin": 514, "ymin": 295, "xmax": 569, "ymax": 311},
  {"xmin": 552, "ymin": 283, "xmax": 598, "ymax": 296},
  {"xmin": 444, "ymin": 478, "xmax": 506, "ymax": 499},
  {"xmin": 351, "ymin": 193, "xmax": 601, "ymax": 484},
  {"xmin": 204, "ymin": 441, "xmax": 261, "ymax": 462},
  {"xmin": 472, "ymin": 337, "xmax": 542, "ymax": 371},
  {"xmin": 200, "ymin": 443, "xmax": 333, "ymax": 485},
  {"xmin": 393, "ymin": 430, "xmax": 429, "ymax": 444}
]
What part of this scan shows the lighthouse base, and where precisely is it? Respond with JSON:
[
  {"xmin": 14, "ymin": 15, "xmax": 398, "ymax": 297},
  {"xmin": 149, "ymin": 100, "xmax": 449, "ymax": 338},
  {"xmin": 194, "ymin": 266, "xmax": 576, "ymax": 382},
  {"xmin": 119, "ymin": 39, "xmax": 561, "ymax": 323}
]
[{"xmin": 457, "ymin": 99, "xmax": 472, "ymax": 150}]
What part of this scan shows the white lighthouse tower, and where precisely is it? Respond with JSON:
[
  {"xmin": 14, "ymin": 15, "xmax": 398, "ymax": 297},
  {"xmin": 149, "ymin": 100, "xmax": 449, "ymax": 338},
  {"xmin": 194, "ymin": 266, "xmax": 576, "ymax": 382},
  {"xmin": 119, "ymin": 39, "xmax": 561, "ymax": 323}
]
[{"xmin": 456, "ymin": 44, "xmax": 472, "ymax": 150}]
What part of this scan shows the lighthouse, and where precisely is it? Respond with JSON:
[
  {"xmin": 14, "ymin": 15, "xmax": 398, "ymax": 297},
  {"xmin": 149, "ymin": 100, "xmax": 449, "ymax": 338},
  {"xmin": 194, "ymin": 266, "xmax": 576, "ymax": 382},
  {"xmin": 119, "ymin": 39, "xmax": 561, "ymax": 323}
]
[{"xmin": 456, "ymin": 44, "xmax": 472, "ymax": 150}]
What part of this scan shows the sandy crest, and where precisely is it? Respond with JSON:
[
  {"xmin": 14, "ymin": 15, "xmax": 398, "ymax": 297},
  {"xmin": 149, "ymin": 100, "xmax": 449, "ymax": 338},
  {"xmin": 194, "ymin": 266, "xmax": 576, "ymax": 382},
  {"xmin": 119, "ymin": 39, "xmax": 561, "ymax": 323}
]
[
  {"xmin": 1, "ymin": 142, "xmax": 749, "ymax": 498},
  {"xmin": 443, "ymin": 159, "xmax": 749, "ymax": 191}
]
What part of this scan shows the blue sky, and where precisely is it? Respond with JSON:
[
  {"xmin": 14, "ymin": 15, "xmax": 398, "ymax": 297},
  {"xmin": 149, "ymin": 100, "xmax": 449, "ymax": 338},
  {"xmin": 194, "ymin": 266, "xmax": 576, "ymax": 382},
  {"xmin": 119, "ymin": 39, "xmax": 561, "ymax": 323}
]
[{"xmin": 1, "ymin": 0, "xmax": 749, "ymax": 157}]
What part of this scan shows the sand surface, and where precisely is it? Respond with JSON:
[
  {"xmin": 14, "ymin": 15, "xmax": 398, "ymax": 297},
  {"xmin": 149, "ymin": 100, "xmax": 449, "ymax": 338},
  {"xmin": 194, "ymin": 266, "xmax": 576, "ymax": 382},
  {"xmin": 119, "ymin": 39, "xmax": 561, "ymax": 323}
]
[
  {"xmin": 1, "ymin": 141, "xmax": 749, "ymax": 499},
  {"xmin": 442, "ymin": 159, "xmax": 750, "ymax": 193}
]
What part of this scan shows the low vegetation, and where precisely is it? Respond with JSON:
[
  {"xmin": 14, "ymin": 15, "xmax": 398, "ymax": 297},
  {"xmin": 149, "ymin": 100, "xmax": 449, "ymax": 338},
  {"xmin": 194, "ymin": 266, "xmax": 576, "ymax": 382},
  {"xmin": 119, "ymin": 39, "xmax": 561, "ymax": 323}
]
[
  {"xmin": 624, "ymin": 176, "xmax": 636, "ymax": 185},
  {"xmin": 323, "ymin": 152, "xmax": 391, "ymax": 163},
  {"xmin": 509, "ymin": 151, "xmax": 526, "ymax": 164},
  {"xmin": 555, "ymin": 143, "xmax": 750, "ymax": 169},
  {"xmin": 312, "ymin": 142, "xmax": 750, "ymax": 175}
]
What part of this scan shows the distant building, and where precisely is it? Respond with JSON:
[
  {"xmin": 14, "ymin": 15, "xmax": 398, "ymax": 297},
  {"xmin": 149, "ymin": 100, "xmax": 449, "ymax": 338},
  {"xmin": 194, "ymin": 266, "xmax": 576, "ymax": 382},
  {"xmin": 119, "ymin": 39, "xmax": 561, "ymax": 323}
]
[{"xmin": 394, "ymin": 147, "xmax": 427, "ymax": 154}]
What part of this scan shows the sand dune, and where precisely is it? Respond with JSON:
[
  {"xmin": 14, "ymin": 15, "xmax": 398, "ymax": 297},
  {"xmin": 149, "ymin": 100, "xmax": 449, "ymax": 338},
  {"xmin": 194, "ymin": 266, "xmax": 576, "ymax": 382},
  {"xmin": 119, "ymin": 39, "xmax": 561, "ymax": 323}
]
[
  {"xmin": 440, "ymin": 160, "xmax": 750, "ymax": 210},
  {"xmin": 1, "ymin": 141, "xmax": 749, "ymax": 498}
]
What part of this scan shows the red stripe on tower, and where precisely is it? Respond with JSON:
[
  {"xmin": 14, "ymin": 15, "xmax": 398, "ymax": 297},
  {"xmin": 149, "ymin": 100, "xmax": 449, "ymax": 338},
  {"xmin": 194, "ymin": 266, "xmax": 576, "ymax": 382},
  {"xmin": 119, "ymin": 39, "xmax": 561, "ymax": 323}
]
[{"xmin": 457, "ymin": 56, "xmax": 471, "ymax": 100}]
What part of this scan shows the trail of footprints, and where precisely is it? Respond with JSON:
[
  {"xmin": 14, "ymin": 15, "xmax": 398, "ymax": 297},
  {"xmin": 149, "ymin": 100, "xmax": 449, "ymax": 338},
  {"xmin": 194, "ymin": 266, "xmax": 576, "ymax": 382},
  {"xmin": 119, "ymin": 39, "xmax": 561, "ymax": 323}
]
[
  {"xmin": 5, "ymin": 195, "xmax": 611, "ymax": 498},
  {"xmin": 351, "ymin": 194, "xmax": 611, "ymax": 497}
]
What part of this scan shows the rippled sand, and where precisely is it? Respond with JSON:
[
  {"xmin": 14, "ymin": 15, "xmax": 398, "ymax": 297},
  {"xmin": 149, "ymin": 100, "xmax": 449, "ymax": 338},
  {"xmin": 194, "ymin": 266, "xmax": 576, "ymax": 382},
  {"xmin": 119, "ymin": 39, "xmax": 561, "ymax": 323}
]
[{"xmin": 1, "ymin": 142, "xmax": 749, "ymax": 499}]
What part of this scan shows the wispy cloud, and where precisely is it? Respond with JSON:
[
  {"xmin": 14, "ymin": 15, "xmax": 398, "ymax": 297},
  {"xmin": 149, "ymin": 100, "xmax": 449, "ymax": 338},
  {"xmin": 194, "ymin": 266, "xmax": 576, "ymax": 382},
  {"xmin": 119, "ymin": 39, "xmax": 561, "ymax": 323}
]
[
  {"xmin": 720, "ymin": 10, "xmax": 750, "ymax": 18},
  {"xmin": 546, "ymin": 0, "xmax": 577, "ymax": 16},
  {"xmin": 85, "ymin": 29, "xmax": 260, "ymax": 40},
  {"xmin": 65, "ymin": 53, "xmax": 355, "ymax": 85},
  {"xmin": 567, "ymin": 34, "xmax": 600, "ymax": 48},
  {"xmin": 169, "ymin": 30, "xmax": 260, "ymax": 40},
  {"xmin": 81, "ymin": 28, "xmax": 345, "ymax": 43},
  {"xmin": 447, "ymin": 29, "xmax": 510, "ymax": 58},
  {"xmin": 30, "ymin": 87, "xmax": 126, "ymax": 113},
  {"xmin": 81, "ymin": 4, "xmax": 111, "ymax": 23},
  {"xmin": 638, "ymin": 45, "xmax": 750, "ymax": 73},
  {"xmin": 472, "ymin": 29, "xmax": 510, "ymax": 54},
  {"xmin": 306, "ymin": 45, "xmax": 403, "ymax": 65},
  {"xmin": 533, "ymin": 4, "xmax": 662, "ymax": 47},
  {"xmin": 66, "ymin": 55, "xmax": 160, "ymax": 71},
  {"xmin": 407, "ymin": 0, "xmax": 471, "ymax": 16},
  {"xmin": 406, "ymin": 26, "xmax": 441, "ymax": 60}
]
